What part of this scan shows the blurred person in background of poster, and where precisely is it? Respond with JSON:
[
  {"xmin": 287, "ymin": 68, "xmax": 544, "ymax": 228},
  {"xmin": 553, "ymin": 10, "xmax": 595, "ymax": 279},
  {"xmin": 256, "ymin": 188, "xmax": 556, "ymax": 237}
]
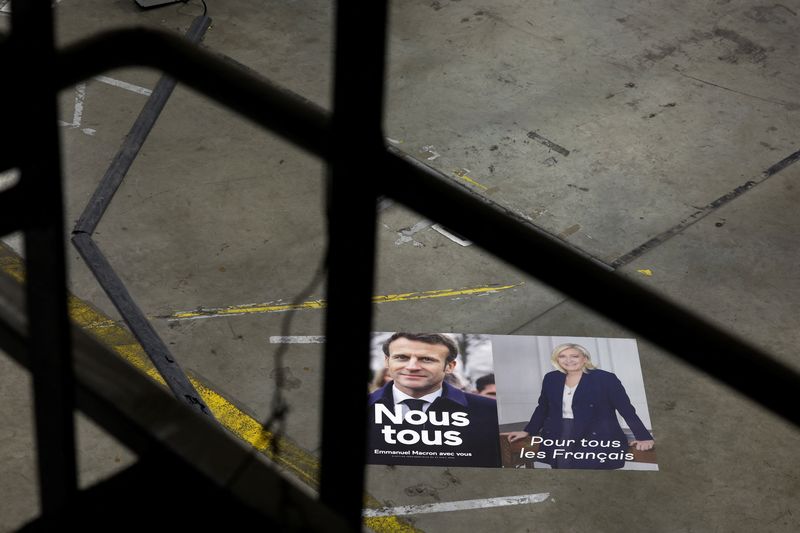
[{"xmin": 475, "ymin": 373, "xmax": 496, "ymax": 397}]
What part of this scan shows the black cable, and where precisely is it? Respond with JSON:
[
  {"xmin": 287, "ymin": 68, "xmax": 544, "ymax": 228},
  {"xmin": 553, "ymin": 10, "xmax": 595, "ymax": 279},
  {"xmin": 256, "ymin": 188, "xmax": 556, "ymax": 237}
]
[
  {"xmin": 223, "ymin": 245, "xmax": 328, "ymax": 490},
  {"xmin": 265, "ymin": 248, "xmax": 328, "ymax": 458}
]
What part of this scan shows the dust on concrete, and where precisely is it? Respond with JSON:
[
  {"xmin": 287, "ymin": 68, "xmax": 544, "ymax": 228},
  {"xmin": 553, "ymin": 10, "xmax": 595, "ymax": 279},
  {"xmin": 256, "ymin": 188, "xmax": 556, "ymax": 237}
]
[
  {"xmin": 404, "ymin": 483, "xmax": 441, "ymax": 500},
  {"xmin": 744, "ymin": 4, "xmax": 797, "ymax": 24},
  {"xmin": 635, "ymin": 26, "xmax": 773, "ymax": 67},
  {"xmin": 643, "ymin": 44, "xmax": 678, "ymax": 62},
  {"xmin": 713, "ymin": 28, "xmax": 771, "ymax": 64}
]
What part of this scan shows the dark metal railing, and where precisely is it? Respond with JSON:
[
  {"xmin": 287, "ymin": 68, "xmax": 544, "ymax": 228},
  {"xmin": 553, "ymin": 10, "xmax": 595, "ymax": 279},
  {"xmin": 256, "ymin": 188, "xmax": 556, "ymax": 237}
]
[
  {"xmin": 1, "ymin": 1, "xmax": 798, "ymax": 530},
  {"xmin": 6, "ymin": 1, "xmax": 77, "ymax": 524},
  {"xmin": 71, "ymin": 15, "xmax": 216, "ymax": 422}
]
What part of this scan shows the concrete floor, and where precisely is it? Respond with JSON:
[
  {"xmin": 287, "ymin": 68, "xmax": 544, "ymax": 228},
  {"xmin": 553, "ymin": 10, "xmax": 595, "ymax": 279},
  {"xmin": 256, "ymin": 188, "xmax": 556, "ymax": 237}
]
[{"xmin": 2, "ymin": 0, "xmax": 800, "ymax": 530}]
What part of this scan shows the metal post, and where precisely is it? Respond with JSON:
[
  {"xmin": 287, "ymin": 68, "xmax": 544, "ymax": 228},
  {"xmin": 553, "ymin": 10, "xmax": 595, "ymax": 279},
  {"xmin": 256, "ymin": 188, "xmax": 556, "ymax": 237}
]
[
  {"xmin": 319, "ymin": 0, "xmax": 389, "ymax": 528},
  {"xmin": 11, "ymin": 0, "xmax": 78, "ymax": 522}
]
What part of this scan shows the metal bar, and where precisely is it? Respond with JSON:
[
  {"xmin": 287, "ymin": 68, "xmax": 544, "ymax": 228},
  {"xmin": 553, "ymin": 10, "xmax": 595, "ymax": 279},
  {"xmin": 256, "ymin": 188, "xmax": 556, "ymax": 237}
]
[
  {"xmin": 56, "ymin": 28, "xmax": 330, "ymax": 158},
  {"xmin": 382, "ymin": 147, "xmax": 800, "ymax": 425},
  {"xmin": 74, "ymin": 15, "xmax": 211, "ymax": 235},
  {"xmin": 319, "ymin": 1, "xmax": 388, "ymax": 526},
  {"xmin": 72, "ymin": 232, "xmax": 215, "ymax": 420},
  {"xmin": 10, "ymin": 0, "xmax": 78, "ymax": 521}
]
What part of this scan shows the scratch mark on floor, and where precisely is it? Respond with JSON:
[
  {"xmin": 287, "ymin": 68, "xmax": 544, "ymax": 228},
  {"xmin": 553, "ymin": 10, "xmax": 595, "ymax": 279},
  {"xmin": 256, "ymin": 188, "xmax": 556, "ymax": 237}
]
[
  {"xmin": 674, "ymin": 67, "xmax": 800, "ymax": 110},
  {"xmin": 527, "ymin": 131, "xmax": 570, "ymax": 157}
]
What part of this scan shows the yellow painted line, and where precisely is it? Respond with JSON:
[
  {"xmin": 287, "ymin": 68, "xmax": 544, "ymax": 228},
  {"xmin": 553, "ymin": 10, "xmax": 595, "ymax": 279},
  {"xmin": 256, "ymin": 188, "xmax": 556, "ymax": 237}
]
[
  {"xmin": 459, "ymin": 174, "xmax": 489, "ymax": 190},
  {"xmin": 364, "ymin": 513, "xmax": 422, "ymax": 533},
  {"xmin": 0, "ymin": 246, "xmax": 421, "ymax": 533},
  {"xmin": 372, "ymin": 284, "xmax": 520, "ymax": 303},
  {"xmin": 452, "ymin": 169, "xmax": 489, "ymax": 191},
  {"xmin": 168, "ymin": 299, "xmax": 326, "ymax": 320},
  {"xmin": 165, "ymin": 283, "xmax": 523, "ymax": 321},
  {"xmin": 0, "ymin": 254, "xmax": 25, "ymax": 282}
]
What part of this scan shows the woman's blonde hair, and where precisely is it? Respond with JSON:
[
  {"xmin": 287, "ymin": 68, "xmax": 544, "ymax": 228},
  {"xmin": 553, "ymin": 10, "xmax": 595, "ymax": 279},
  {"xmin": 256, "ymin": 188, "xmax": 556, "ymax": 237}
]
[{"xmin": 550, "ymin": 343, "xmax": 596, "ymax": 373}]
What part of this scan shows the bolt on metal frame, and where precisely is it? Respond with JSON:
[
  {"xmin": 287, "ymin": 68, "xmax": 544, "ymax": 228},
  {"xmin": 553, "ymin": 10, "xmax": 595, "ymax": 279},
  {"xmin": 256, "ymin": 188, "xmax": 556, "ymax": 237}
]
[{"xmin": 0, "ymin": 0, "xmax": 799, "ymax": 530}]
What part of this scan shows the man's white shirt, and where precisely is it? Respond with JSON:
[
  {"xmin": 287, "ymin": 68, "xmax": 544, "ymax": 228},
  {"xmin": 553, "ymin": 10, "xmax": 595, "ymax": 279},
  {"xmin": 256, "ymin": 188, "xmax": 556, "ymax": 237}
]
[{"xmin": 392, "ymin": 384, "xmax": 443, "ymax": 414}]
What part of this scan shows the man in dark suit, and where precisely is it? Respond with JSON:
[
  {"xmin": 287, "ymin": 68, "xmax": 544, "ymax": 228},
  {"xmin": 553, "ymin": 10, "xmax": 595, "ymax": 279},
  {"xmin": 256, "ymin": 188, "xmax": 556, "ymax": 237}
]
[{"xmin": 367, "ymin": 332, "xmax": 501, "ymax": 467}]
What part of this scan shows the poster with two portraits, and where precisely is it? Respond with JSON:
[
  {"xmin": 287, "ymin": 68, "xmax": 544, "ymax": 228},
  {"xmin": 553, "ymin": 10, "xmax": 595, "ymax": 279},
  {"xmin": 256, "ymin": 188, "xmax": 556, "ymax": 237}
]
[{"xmin": 368, "ymin": 333, "xmax": 658, "ymax": 471}]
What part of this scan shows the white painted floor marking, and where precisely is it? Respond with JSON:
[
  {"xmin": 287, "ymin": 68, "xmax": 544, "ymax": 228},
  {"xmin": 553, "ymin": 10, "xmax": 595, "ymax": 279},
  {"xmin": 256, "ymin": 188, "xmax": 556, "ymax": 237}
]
[
  {"xmin": 93, "ymin": 75, "xmax": 153, "ymax": 96},
  {"xmin": 395, "ymin": 218, "xmax": 433, "ymax": 246},
  {"xmin": 72, "ymin": 82, "xmax": 86, "ymax": 126},
  {"xmin": 59, "ymin": 83, "xmax": 95, "ymax": 135},
  {"xmin": 431, "ymin": 224, "xmax": 472, "ymax": 246},
  {"xmin": 421, "ymin": 145, "xmax": 441, "ymax": 161},
  {"xmin": 269, "ymin": 336, "xmax": 325, "ymax": 344},
  {"xmin": 363, "ymin": 493, "xmax": 550, "ymax": 517}
]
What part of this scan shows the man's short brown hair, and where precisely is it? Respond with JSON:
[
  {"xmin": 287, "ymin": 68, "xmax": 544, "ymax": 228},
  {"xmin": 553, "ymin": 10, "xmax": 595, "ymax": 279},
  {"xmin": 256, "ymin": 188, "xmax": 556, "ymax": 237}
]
[{"xmin": 382, "ymin": 332, "xmax": 459, "ymax": 364}]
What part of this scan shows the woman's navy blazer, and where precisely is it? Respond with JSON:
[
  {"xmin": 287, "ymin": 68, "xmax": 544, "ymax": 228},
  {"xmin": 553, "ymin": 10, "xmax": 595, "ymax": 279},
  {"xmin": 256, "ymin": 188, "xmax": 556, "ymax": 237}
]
[{"xmin": 523, "ymin": 369, "xmax": 653, "ymax": 469}]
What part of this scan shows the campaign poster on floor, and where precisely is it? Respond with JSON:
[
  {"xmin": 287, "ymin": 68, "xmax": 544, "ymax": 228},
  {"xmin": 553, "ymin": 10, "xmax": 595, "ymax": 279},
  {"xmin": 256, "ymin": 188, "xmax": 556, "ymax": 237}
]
[{"xmin": 367, "ymin": 332, "xmax": 658, "ymax": 471}]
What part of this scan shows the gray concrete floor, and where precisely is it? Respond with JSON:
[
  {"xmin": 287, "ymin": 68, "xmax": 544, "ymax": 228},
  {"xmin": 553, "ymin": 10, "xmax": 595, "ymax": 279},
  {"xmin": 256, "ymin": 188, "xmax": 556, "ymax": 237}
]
[{"xmin": 2, "ymin": 0, "xmax": 800, "ymax": 530}]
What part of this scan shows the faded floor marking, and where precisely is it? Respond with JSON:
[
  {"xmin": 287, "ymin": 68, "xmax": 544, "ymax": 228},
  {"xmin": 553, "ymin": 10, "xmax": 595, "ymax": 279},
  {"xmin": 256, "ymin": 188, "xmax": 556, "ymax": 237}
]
[
  {"xmin": 558, "ymin": 223, "xmax": 581, "ymax": 239},
  {"xmin": 93, "ymin": 75, "xmax": 153, "ymax": 97},
  {"xmin": 526, "ymin": 131, "xmax": 570, "ymax": 157},
  {"xmin": 269, "ymin": 336, "xmax": 326, "ymax": 344},
  {"xmin": 420, "ymin": 145, "xmax": 441, "ymax": 161},
  {"xmin": 0, "ymin": 248, "xmax": 421, "ymax": 533},
  {"xmin": 59, "ymin": 83, "xmax": 96, "ymax": 136},
  {"xmin": 363, "ymin": 493, "xmax": 550, "ymax": 517},
  {"xmin": 163, "ymin": 283, "xmax": 524, "ymax": 321},
  {"xmin": 395, "ymin": 219, "xmax": 433, "ymax": 246}
]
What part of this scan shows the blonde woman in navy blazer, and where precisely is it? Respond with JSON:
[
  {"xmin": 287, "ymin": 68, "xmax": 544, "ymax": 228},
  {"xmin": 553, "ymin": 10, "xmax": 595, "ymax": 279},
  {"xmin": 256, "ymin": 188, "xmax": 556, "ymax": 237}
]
[{"xmin": 507, "ymin": 343, "xmax": 654, "ymax": 469}]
